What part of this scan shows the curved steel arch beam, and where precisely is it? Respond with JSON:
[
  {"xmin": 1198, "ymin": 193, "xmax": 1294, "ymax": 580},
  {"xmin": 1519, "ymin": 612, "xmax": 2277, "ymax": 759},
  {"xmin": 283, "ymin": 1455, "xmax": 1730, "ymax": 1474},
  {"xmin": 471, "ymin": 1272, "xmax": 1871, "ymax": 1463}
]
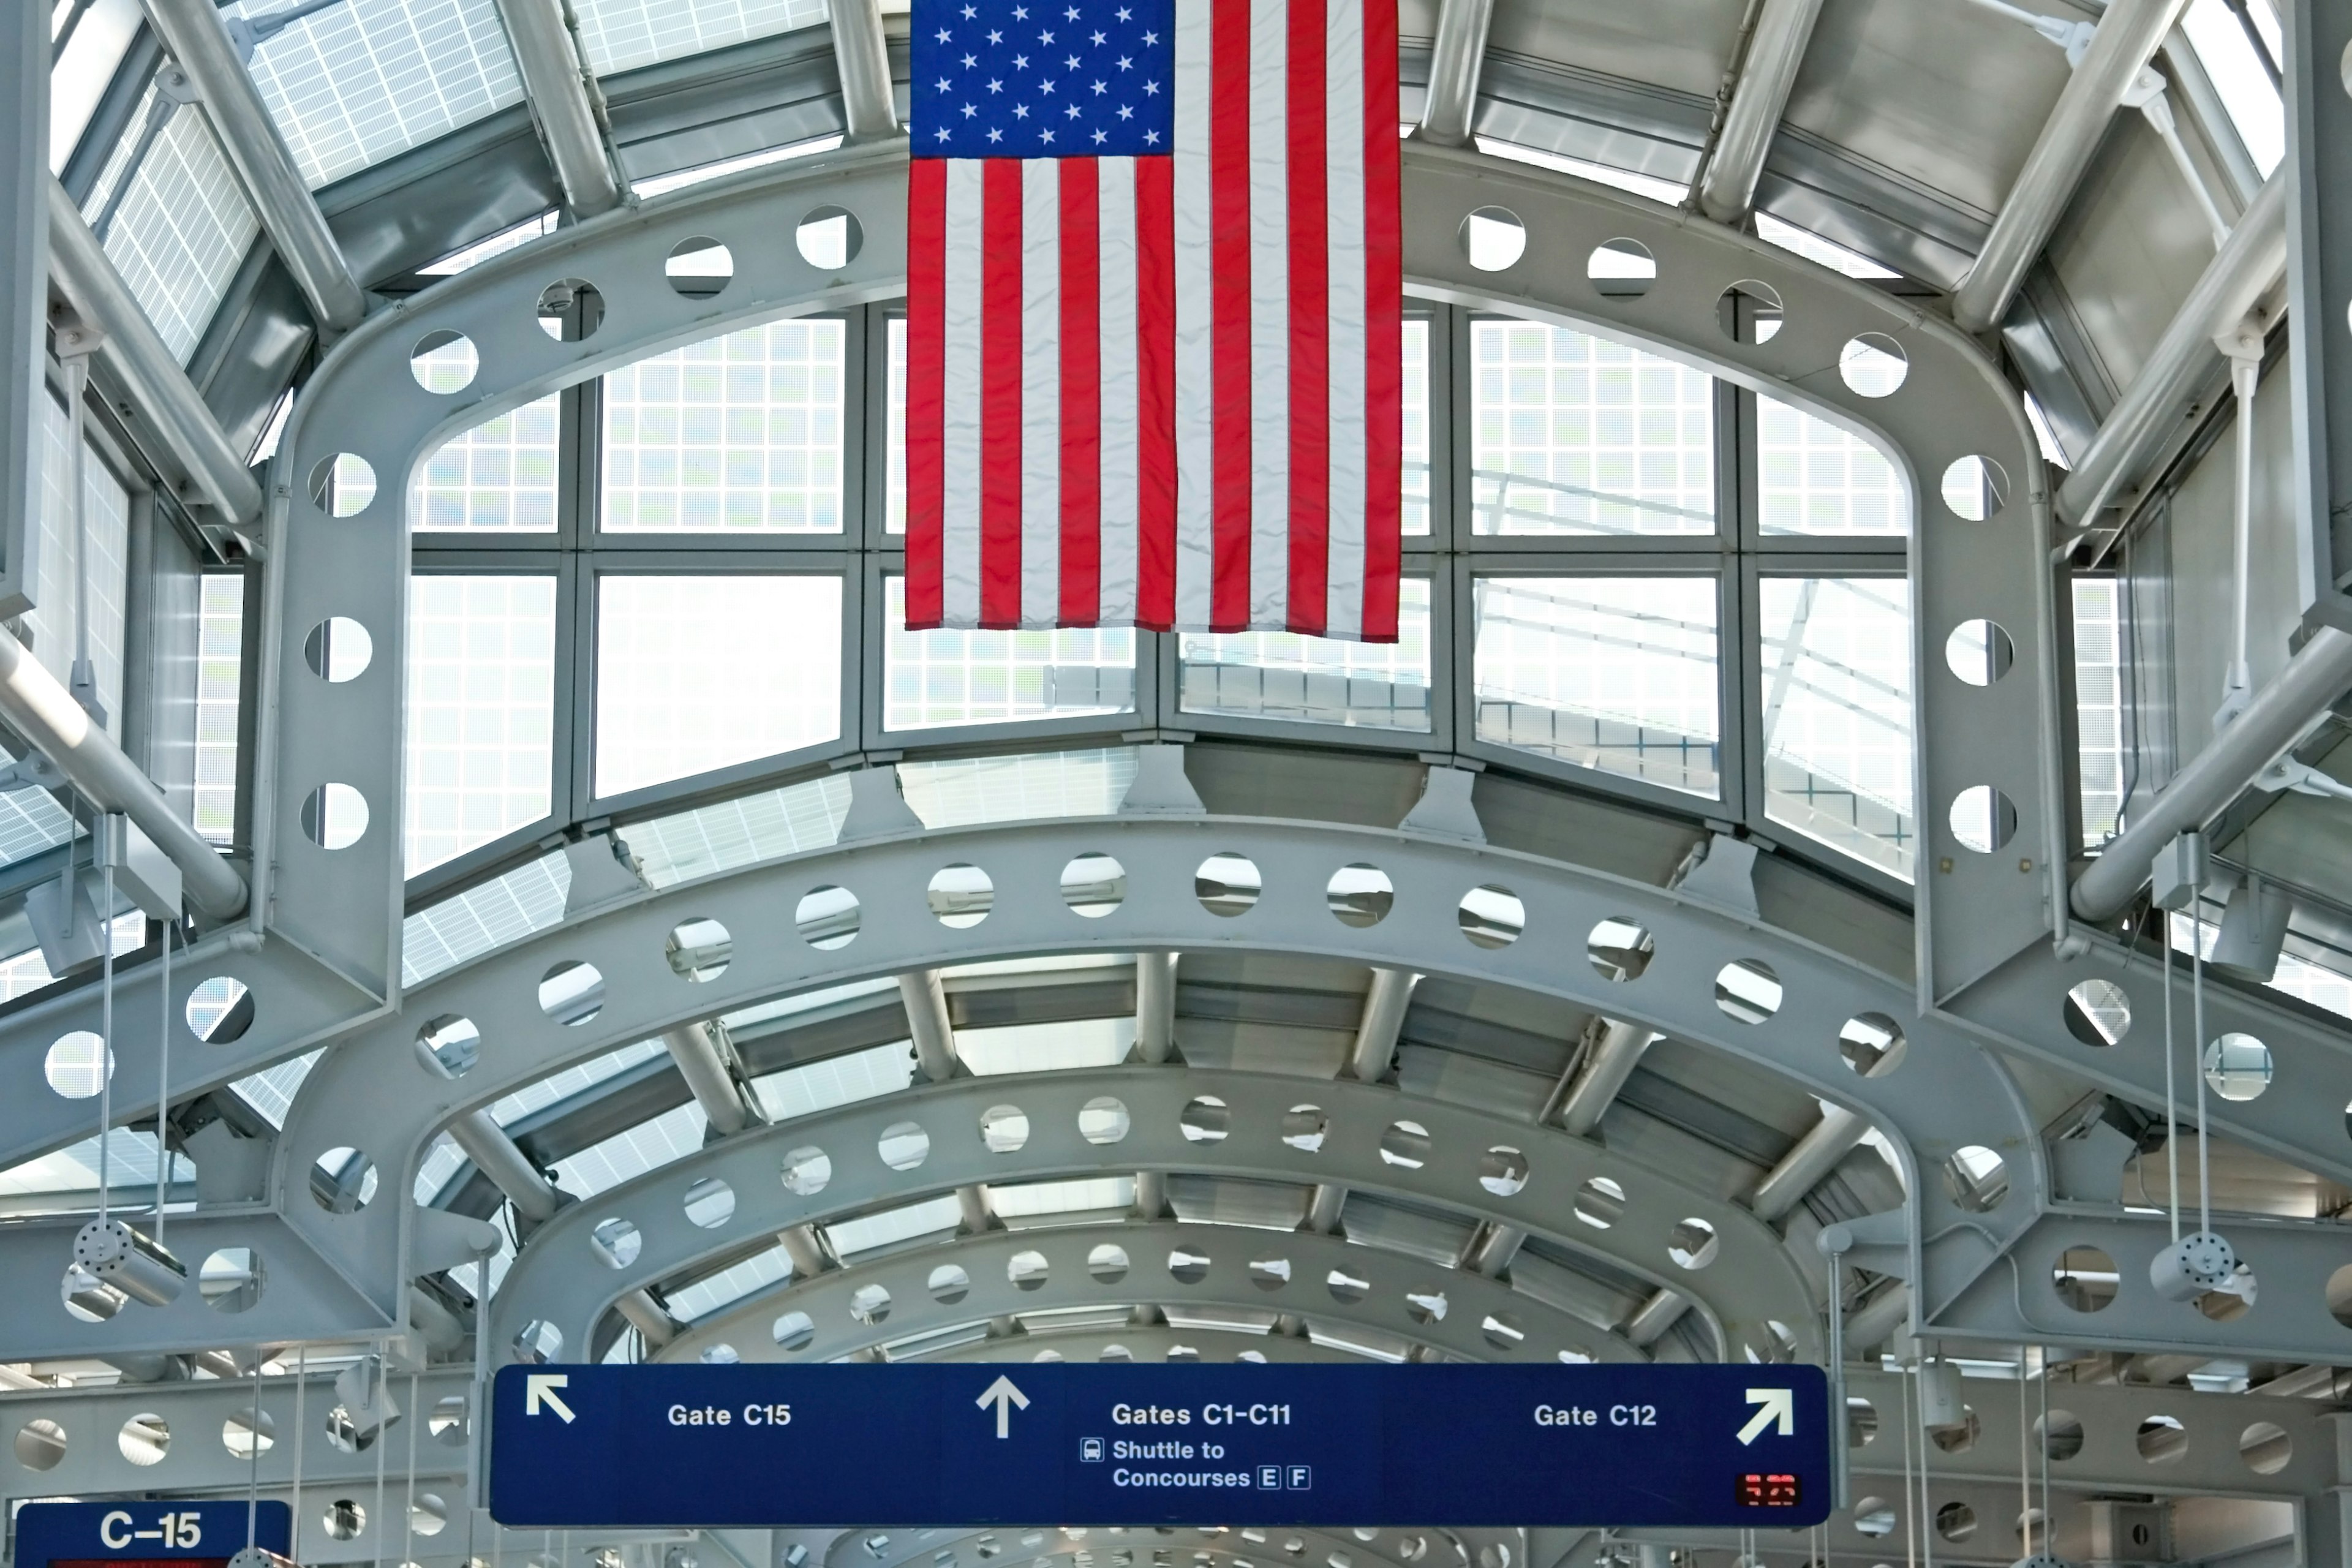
[
  {"xmin": 263, "ymin": 812, "xmax": 2034, "ymax": 1322},
  {"xmin": 484, "ymin": 1071, "xmax": 1809, "ymax": 1367},
  {"xmin": 908, "ymin": 1324, "xmax": 1398, "ymax": 1365},
  {"xmin": 649, "ymin": 1222, "xmax": 1653, "ymax": 1369},
  {"xmin": 0, "ymin": 126, "xmax": 2073, "ymax": 1182},
  {"xmin": 838, "ymin": 1526, "xmax": 1496, "ymax": 1568}
]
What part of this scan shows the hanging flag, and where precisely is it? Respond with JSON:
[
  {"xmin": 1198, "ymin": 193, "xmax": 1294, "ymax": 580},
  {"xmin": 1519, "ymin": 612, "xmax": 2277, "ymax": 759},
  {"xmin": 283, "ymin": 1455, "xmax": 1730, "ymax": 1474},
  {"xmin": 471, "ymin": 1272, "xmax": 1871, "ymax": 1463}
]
[{"xmin": 905, "ymin": 0, "xmax": 1401, "ymax": 641}]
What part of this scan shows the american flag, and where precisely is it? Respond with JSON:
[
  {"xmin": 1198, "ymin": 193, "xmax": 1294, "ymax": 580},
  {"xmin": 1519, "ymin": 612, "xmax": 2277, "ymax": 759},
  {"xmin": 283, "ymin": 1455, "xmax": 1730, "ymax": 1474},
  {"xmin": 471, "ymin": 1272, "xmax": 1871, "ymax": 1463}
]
[{"xmin": 905, "ymin": 0, "xmax": 1401, "ymax": 641}]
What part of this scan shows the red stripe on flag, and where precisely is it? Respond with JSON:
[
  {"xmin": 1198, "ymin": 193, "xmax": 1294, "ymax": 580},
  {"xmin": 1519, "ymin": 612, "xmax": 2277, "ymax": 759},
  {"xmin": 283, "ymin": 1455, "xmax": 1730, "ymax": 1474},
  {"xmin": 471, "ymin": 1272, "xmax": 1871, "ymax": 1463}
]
[
  {"xmin": 1285, "ymin": 0, "xmax": 1330, "ymax": 636},
  {"xmin": 1060, "ymin": 160, "xmax": 1102, "ymax": 625},
  {"xmin": 1209, "ymin": 0, "xmax": 1252, "ymax": 632},
  {"xmin": 979, "ymin": 160, "xmax": 1025, "ymax": 629},
  {"xmin": 905, "ymin": 159, "xmax": 948, "ymax": 630},
  {"xmin": 1134, "ymin": 155, "xmax": 1178, "ymax": 631},
  {"xmin": 1358, "ymin": 0, "xmax": 1403, "ymax": 643}
]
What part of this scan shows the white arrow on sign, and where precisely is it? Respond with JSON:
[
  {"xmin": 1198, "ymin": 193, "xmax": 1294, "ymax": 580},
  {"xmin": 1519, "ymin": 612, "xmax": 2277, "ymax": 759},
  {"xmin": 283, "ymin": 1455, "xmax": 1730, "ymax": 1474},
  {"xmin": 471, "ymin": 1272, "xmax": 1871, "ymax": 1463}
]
[
  {"xmin": 976, "ymin": 1376, "xmax": 1030, "ymax": 1438},
  {"xmin": 1737, "ymin": 1388, "xmax": 1793, "ymax": 1446},
  {"xmin": 526, "ymin": 1374, "xmax": 576, "ymax": 1424}
]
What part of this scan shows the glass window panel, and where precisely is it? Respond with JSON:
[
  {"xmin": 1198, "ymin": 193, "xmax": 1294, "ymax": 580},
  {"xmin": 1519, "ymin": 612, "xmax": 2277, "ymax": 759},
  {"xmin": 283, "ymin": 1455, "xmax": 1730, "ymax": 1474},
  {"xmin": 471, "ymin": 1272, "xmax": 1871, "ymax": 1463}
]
[
  {"xmin": 883, "ymin": 576, "xmax": 1134, "ymax": 730},
  {"xmin": 1402, "ymin": 317, "xmax": 1430, "ymax": 536},
  {"xmin": 665, "ymin": 1244, "xmax": 794, "ymax": 1323},
  {"xmin": 1473, "ymin": 576, "xmax": 1719, "ymax": 797},
  {"xmin": 1178, "ymin": 578, "xmax": 1431, "ymax": 731},
  {"xmin": 1757, "ymin": 578, "xmax": 1915, "ymax": 880},
  {"xmin": 1470, "ymin": 319, "xmax": 1714, "ymax": 535},
  {"xmin": 2073, "ymin": 576, "xmax": 2126, "ymax": 848},
  {"xmin": 195, "ymin": 575, "xmax": 245, "ymax": 843},
  {"xmin": 1756, "ymin": 395, "xmax": 1908, "ymax": 537},
  {"xmin": 958, "ymin": 1018, "xmax": 1135, "ymax": 1074},
  {"xmin": 551, "ymin": 1101, "xmax": 707, "ymax": 1199},
  {"xmin": 410, "ymin": 395, "xmax": 560, "ymax": 531},
  {"xmin": 81, "ymin": 92, "xmax": 261, "ymax": 362},
  {"xmin": 989, "ymin": 1174, "xmax": 1136, "ymax": 1217},
  {"xmin": 594, "ymin": 575, "xmax": 843, "ymax": 796},
  {"xmin": 627, "ymin": 774, "xmax": 849, "ymax": 887},
  {"xmin": 573, "ymin": 0, "xmax": 826, "ymax": 77},
  {"xmin": 226, "ymin": 0, "xmax": 526, "ymax": 190},
  {"xmin": 407, "ymin": 576, "xmax": 557, "ymax": 876},
  {"xmin": 825, "ymin": 1194, "xmax": 963, "ymax": 1261},
  {"xmin": 26, "ymin": 391, "xmax": 130, "ymax": 739},
  {"xmin": 602, "ymin": 319, "xmax": 844, "ymax": 532},
  {"xmin": 884, "ymin": 316, "xmax": 1430, "ymax": 537},
  {"xmin": 1471, "ymin": 138, "xmax": 1690, "ymax": 204},
  {"xmin": 630, "ymin": 135, "xmax": 843, "ymax": 198},
  {"xmin": 2181, "ymin": 0, "xmax": 2282, "ymax": 175},
  {"xmin": 750, "ymin": 1040, "xmax": 914, "ymax": 1122},
  {"xmin": 419, "ymin": 211, "xmax": 559, "ymax": 276},
  {"xmin": 228, "ymin": 1049, "xmax": 321, "ymax": 1128},
  {"xmin": 0, "ymin": 1131, "xmax": 191, "ymax": 1209}
]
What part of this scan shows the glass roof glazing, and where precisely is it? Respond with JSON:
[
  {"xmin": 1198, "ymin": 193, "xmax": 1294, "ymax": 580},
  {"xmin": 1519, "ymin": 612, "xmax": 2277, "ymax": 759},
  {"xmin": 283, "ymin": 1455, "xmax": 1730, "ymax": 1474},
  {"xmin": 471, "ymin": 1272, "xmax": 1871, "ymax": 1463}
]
[
  {"xmin": 80, "ymin": 88, "xmax": 259, "ymax": 362},
  {"xmin": 571, "ymin": 0, "xmax": 827, "ymax": 78},
  {"xmin": 225, "ymin": 0, "xmax": 526, "ymax": 190}
]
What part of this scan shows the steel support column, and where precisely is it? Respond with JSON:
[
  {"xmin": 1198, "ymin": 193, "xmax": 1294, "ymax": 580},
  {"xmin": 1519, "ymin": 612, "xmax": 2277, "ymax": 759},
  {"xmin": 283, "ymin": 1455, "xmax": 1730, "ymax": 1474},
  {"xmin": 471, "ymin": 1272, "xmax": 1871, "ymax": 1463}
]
[
  {"xmin": 2, "ymin": 0, "xmax": 45, "ymax": 618},
  {"xmin": 1345, "ymin": 966, "xmax": 1415, "ymax": 1082},
  {"xmin": 139, "ymin": 0, "xmax": 367, "ymax": 332},
  {"xmin": 1555, "ymin": 1019, "xmax": 1658, "ymax": 1137},
  {"xmin": 2282, "ymin": 0, "xmax": 2352, "ymax": 612},
  {"xmin": 1950, "ymin": 0, "xmax": 2189, "ymax": 334},
  {"xmin": 1748, "ymin": 1104, "xmax": 1869, "ymax": 1221},
  {"xmin": 900, "ymin": 968, "xmax": 958, "ymax": 1082},
  {"xmin": 1694, "ymin": 0, "xmax": 1825, "ymax": 224},
  {"xmin": 663, "ymin": 1020, "xmax": 756, "ymax": 1136}
]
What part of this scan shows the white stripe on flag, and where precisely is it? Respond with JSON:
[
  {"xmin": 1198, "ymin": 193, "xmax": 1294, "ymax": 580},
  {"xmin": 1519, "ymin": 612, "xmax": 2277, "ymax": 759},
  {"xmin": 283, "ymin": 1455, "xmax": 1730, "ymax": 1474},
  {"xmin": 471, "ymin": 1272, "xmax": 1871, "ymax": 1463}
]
[
  {"xmin": 1098, "ymin": 157, "xmax": 1142, "ymax": 626},
  {"xmin": 941, "ymin": 159, "xmax": 987, "ymax": 628},
  {"xmin": 1324, "ymin": 0, "xmax": 1367, "ymax": 639},
  {"xmin": 1170, "ymin": 0, "xmax": 1216, "ymax": 631},
  {"xmin": 1247, "ymin": 0, "xmax": 1289, "ymax": 629},
  {"xmin": 1020, "ymin": 158, "xmax": 1061, "ymax": 628}
]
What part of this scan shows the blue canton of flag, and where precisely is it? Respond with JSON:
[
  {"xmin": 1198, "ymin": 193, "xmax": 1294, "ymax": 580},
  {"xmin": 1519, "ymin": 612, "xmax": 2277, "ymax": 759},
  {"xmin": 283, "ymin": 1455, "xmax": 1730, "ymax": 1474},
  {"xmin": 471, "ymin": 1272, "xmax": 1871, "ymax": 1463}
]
[{"xmin": 910, "ymin": 0, "xmax": 1175, "ymax": 159}]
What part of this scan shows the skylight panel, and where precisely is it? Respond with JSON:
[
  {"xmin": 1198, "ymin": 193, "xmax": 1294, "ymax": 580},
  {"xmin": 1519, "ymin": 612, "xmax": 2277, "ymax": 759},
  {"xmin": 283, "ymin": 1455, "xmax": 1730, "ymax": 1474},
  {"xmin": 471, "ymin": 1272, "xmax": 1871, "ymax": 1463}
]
[
  {"xmin": 750, "ymin": 1040, "xmax": 915, "ymax": 1122},
  {"xmin": 622, "ymin": 774, "xmax": 850, "ymax": 888},
  {"xmin": 551, "ymin": 1100, "xmax": 708, "ymax": 1196},
  {"xmin": 824, "ymin": 1194, "xmax": 963, "ymax": 1260},
  {"xmin": 228, "ymin": 0, "xmax": 527, "ymax": 190},
  {"xmin": 666, "ymin": 1243, "xmax": 796, "ymax": 1322},
  {"xmin": 990, "ymin": 1175, "xmax": 1136, "ymax": 1219},
  {"xmin": 403, "ymin": 849, "xmax": 571, "ymax": 986},
  {"xmin": 898, "ymin": 747, "xmax": 1139, "ymax": 825},
  {"xmin": 88, "ymin": 104, "xmax": 259, "ymax": 362},
  {"xmin": 2180, "ymin": 0, "xmax": 2282, "ymax": 176},
  {"xmin": 572, "ymin": 0, "xmax": 828, "ymax": 78},
  {"xmin": 956, "ymin": 1018, "xmax": 1135, "ymax": 1075},
  {"xmin": 228, "ymin": 1048, "xmax": 325, "ymax": 1127}
]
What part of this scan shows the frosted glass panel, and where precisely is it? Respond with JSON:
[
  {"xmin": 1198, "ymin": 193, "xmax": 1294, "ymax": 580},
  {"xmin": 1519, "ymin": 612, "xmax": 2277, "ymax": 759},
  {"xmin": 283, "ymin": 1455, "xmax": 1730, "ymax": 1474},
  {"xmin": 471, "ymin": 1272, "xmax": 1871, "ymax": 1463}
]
[
  {"xmin": 412, "ymin": 396, "xmax": 560, "ymax": 531},
  {"xmin": 407, "ymin": 576, "xmax": 557, "ymax": 875},
  {"xmin": 1180, "ymin": 580, "xmax": 1431, "ymax": 731},
  {"xmin": 1757, "ymin": 578, "xmax": 1914, "ymax": 880},
  {"xmin": 883, "ymin": 578, "xmax": 1134, "ymax": 730},
  {"xmin": 1757, "ymin": 396, "xmax": 1907, "ymax": 536}
]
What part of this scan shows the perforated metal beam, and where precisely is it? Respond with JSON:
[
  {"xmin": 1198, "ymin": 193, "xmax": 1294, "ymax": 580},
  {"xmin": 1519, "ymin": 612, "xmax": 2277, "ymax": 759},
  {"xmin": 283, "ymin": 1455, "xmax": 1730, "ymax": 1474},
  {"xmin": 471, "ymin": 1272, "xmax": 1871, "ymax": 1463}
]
[{"xmin": 652, "ymin": 1221, "xmax": 1650, "ymax": 1368}]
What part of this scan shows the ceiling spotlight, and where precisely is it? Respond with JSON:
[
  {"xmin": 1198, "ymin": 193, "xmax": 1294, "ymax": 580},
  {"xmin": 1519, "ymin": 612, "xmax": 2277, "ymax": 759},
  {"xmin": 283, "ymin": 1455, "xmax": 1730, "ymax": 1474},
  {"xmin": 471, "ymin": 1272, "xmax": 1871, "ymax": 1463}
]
[
  {"xmin": 2209, "ymin": 875, "xmax": 2291, "ymax": 983},
  {"xmin": 70, "ymin": 1218, "xmax": 187, "ymax": 1308},
  {"xmin": 2148, "ymin": 1231, "xmax": 2237, "ymax": 1302}
]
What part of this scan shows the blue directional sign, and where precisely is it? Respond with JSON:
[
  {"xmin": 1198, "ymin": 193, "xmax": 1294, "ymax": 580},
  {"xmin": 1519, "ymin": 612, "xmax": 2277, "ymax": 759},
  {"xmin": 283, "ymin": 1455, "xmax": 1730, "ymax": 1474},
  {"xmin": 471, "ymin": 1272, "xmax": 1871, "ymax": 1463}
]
[
  {"xmin": 13, "ymin": 1502, "xmax": 292, "ymax": 1568},
  {"xmin": 491, "ymin": 1363, "xmax": 1829, "ymax": 1528}
]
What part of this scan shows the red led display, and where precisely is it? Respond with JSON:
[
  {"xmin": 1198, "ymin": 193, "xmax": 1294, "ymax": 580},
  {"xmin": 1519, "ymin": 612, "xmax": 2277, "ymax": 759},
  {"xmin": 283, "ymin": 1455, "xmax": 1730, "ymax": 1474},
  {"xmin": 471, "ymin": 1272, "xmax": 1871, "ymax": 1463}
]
[{"xmin": 1736, "ymin": 1474, "xmax": 1801, "ymax": 1508}]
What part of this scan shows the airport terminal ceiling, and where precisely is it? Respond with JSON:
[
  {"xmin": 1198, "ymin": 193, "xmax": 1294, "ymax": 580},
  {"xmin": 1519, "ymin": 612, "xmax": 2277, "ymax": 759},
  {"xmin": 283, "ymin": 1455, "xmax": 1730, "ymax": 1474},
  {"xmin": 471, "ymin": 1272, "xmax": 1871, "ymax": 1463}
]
[{"xmin": 6, "ymin": 1, "xmax": 2352, "ymax": 1568}]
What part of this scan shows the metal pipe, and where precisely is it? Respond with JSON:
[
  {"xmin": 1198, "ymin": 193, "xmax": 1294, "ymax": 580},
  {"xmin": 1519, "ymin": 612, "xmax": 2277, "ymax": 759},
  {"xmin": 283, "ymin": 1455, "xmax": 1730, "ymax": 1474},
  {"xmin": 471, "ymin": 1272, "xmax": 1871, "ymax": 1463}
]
[
  {"xmin": 1136, "ymin": 951, "xmax": 1177, "ymax": 1063},
  {"xmin": 446, "ymin": 1109, "xmax": 558, "ymax": 1226},
  {"xmin": 778, "ymin": 1223, "xmax": 829, "ymax": 1279},
  {"xmin": 1345, "ymin": 967, "xmax": 1417, "ymax": 1082},
  {"xmin": 1134, "ymin": 1170, "xmax": 1168, "ymax": 1218},
  {"xmin": 1414, "ymin": 0, "xmax": 1495, "ymax": 147},
  {"xmin": 1749, "ymin": 1104, "xmax": 1869, "ymax": 1221},
  {"xmin": 955, "ymin": 1185, "xmax": 992, "ymax": 1234},
  {"xmin": 1844, "ymin": 1282, "xmax": 1910, "ymax": 1351},
  {"xmin": 2072, "ymin": 626, "xmax": 2352, "ymax": 918},
  {"xmin": 2057, "ymin": 173, "xmax": 2285, "ymax": 527},
  {"xmin": 1623, "ymin": 1288, "xmax": 1689, "ymax": 1346},
  {"xmin": 1950, "ymin": 0, "xmax": 2189, "ymax": 334},
  {"xmin": 662, "ymin": 1020, "xmax": 752, "ymax": 1136},
  {"xmin": 492, "ymin": 0, "xmax": 623, "ymax": 217},
  {"xmin": 1463, "ymin": 1223, "xmax": 1526, "ymax": 1277},
  {"xmin": 613, "ymin": 1290, "xmax": 676, "ymax": 1348},
  {"xmin": 900, "ymin": 969, "xmax": 958, "ymax": 1082},
  {"xmin": 138, "ymin": 0, "xmax": 366, "ymax": 332},
  {"xmin": 1694, "ymin": 0, "xmax": 1825, "ymax": 224},
  {"xmin": 1303, "ymin": 1183, "xmax": 1346, "ymax": 1234},
  {"xmin": 1556, "ymin": 1020, "xmax": 1659, "ymax": 1137},
  {"xmin": 45, "ymin": 181, "xmax": 263, "ymax": 524},
  {"xmin": 827, "ymin": 0, "xmax": 898, "ymax": 139},
  {"xmin": 0, "ymin": 617, "xmax": 245, "ymax": 916}
]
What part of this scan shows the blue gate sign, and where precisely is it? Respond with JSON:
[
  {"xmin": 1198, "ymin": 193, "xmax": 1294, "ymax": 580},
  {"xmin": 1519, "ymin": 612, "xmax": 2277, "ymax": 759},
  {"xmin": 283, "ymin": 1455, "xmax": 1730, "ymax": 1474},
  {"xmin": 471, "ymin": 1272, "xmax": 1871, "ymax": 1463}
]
[
  {"xmin": 13, "ymin": 1503, "xmax": 292, "ymax": 1568},
  {"xmin": 491, "ymin": 1363, "xmax": 1830, "ymax": 1528}
]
